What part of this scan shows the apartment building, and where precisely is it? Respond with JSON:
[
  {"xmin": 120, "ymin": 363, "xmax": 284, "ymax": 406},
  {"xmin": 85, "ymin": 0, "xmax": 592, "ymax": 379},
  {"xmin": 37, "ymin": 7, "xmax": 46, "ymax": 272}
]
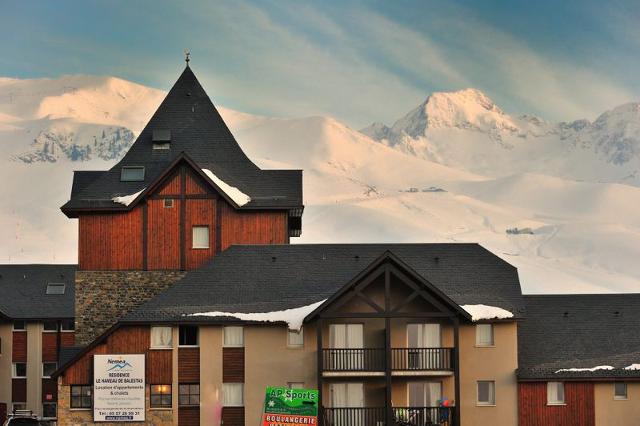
[{"xmin": 0, "ymin": 265, "xmax": 76, "ymax": 422}]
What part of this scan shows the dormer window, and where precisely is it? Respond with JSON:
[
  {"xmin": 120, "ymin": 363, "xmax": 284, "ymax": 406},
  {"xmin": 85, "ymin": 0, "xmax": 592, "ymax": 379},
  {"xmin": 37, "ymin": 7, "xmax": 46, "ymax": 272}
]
[
  {"xmin": 121, "ymin": 166, "xmax": 145, "ymax": 181},
  {"xmin": 46, "ymin": 283, "xmax": 65, "ymax": 295},
  {"xmin": 152, "ymin": 129, "xmax": 171, "ymax": 150}
]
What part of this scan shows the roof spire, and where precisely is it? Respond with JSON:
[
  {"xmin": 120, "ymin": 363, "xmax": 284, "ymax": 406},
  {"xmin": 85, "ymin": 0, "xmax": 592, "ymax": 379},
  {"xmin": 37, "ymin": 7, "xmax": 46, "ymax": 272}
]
[{"xmin": 184, "ymin": 49, "xmax": 191, "ymax": 67}]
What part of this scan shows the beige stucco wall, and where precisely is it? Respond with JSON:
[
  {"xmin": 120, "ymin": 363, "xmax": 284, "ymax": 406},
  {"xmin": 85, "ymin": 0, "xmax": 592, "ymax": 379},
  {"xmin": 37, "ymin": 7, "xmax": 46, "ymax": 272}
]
[
  {"xmin": 244, "ymin": 325, "xmax": 317, "ymax": 424},
  {"xmin": 0, "ymin": 323, "xmax": 12, "ymax": 411},
  {"xmin": 26, "ymin": 322, "xmax": 43, "ymax": 416},
  {"xmin": 199, "ymin": 326, "xmax": 223, "ymax": 425},
  {"xmin": 458, "ymin": 321, "xmax": 518, "ymax": 426},
  {"xmin": 595, "ymin": 382, "xmax": 640, "ymax": 425}
]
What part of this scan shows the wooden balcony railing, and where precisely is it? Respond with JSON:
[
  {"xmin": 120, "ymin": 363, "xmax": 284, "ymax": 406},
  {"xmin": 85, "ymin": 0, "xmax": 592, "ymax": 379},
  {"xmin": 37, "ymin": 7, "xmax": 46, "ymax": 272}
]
[
  {"xmin": 322, "ymin": 348, "xmax": 454, "ymax": 372},
  {"xmin": 322, "ymin": 407, "xmax": 453, "ymax": 425}
]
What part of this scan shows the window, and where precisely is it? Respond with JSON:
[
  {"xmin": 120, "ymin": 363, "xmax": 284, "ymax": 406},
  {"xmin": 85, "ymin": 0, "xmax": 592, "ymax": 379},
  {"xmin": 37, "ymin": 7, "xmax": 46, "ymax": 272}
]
[
  {"xmin": 61, "ymin": 319, "xmax": 75, "ymax": 331},
  {"xmin": 192, "ymin": 226, "xmax": 209, "ymax": 249},
  {"xmin": 43, "ymin": 362, "xmax": 57, "ymax": 378},
  {"xmin": 223, "ymin": 383, "xmax": 244, "ymax": 407},
  {"xmin": 120, "ymin": 166, "xmax": 145, "ymax": 181},
  {"xmin": 288, "ymin": 382, "xmax": 305, "ymax": 390},
  {"xmin": 151, "ymin": 326, "xmax": 173, "ymax": 348},
  {"xmin": 614, "ymin": 382, "xmax": 627, "ymax": 400},
  {"xmin": 42, "ymin": 402, "xmax": 57, "ymax": 418},
  {"xmin": 476, "ymin": 324, "xmax": 494, "ymax": 346},
  {"xmin": 477, "ymin": 381, "xmax": 496, "ymax": 405},
  {"xmin": 43, "ymin": 321, "xmax": 58, "ymax": 332},
  {"xmin": 223, "ymin": 326, "xmax": 244, "ymax": 347},
  {"xmin": 12, "ymin": 403, "xmax": 27, "ymax": 412},
  {"xmin": 330, "ymin": 383, "xmax": 364, "ymax": 408},
  {"xmin": 179, "ymin": 325, "xmax": 198, "ymax": 346},
  {"xmin": 12, "ymin": 363, "xmax": 26, "ymax": 378},
  {"xmin": 547, "ymin": 382, "xmax": 565, "ymax": 405},
  {"xmin": 46, "ymin": 283, "xmax": 65, "ymax": 295},
  {"xmin": 164, "ymin": 199, "xmax": 174, "ymax": 208},
  {"xmin": 287, "ymin": 328, "xmax": 304, "ymax": 347},
  {"xmin": 71, "ymin": 385, "xmax": 92, "ymax": 409},
  {"xmin": 13, "ymin": 321, "xmax": 26, "ymax": 331},
  {"xmin": 153, "ymin": 142, "xmax": 171, "ymax": 150},
  {"xmin": 151, "ymin": 384, "xmax": 172, "ymax": 408},
  {"xmin": 179, "ymin": 383, "xmax": 200, "ymax": 406}
]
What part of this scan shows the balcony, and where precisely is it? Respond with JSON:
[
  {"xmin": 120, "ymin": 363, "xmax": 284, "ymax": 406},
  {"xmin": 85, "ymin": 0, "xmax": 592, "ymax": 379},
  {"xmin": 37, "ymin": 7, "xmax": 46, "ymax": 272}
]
[
  {"xmin": 321, "ymin": 348, "xmax": 454, "ymax": 376},
  {"xmin": 323, "ymin": 407, "xmax": 453, "ymax": 426}
]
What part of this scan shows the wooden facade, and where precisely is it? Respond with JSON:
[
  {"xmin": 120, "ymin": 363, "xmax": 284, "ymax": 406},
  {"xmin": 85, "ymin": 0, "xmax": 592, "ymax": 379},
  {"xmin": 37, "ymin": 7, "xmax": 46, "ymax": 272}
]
[
  {"xmin": 222, "ymin": 348, "xmax": 245, "ymax": 383},
  {"xmin": 12, "ymin": 330, "xmax": 26, "ymax": 362},
  {"xmin": 221, "ymin": 407, "xmax": 245, "ymax": 426},
  {"xmin": 519, "ymin": 382, "xmax": 595, "ymax": 426},
  {"xmin": 78, "ymin": 163, "xmax": 289, "ymax": 271},
  {"xmin": 178, "ymin": 348, "xmax": 200, "ymax": 383}
]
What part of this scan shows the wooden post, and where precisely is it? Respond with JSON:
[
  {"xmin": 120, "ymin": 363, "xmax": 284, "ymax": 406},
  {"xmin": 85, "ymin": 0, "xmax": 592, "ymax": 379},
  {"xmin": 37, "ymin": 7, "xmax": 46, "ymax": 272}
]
[
  {"xmin": 316, "ymin": 319, "xmax": 324, "ymax": 425},
  {"xmin": 384, "ymin": 267, "xmax": 393, "ymax": 425},
  {"xmin": 453, "ymin": 316, "xmax": 461, "ymax": 426}
]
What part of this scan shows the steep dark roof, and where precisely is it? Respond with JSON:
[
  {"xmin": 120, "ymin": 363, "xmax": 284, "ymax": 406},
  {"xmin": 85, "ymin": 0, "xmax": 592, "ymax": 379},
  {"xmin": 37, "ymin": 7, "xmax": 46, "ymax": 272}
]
[
  {"xmin": 123, "ymin": 243, "xmax": 524, "ymax": 324},
  {"xmin": 518, "ymin": 294, "xmax": 640, "ymax": 380},
  {"xmin": 0, "ymin": 264, "xmax": 76, "ymax": 319},
  {"xmin": 59, "ymin": 346, "xmax": 85, "ymax": 366},
  {"xmin": 61, "ymin": 66, "xmax": 302, "ymax": 215}
]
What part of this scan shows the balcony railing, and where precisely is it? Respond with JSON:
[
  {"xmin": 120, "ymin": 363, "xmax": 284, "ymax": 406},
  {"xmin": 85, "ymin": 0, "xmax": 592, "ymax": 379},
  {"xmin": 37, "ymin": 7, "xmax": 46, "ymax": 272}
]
[
  {"xmin": 323, "ymin": 407, "xmax": 453, "ymax": 426},
  {"xmin": 322, "ymin": 348, "xmax": 453, "ymax": 372}
]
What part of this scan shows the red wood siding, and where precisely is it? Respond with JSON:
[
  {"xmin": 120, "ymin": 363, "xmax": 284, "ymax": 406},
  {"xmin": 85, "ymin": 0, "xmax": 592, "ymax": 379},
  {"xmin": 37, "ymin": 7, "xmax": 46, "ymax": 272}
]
[
  {"xmin": 147, "ymin": 350, "xmax": 172, "ymax": 383},
  {"xmin": 79, "ymin": 208, "xmax": 143, "ymax": 270},
  {"xmin": 223, "ymin": 348, "xmax": 244, "ymax": 383},
  {"xmin": 519, "ymin": 382, "xmax": 595, "ymax": 426},
  {"xmin": 185, "ymin": 199, "xmax": 216, "ymax": 269},
  {"xmin": 220, "ymin": 203, "xmax": 288, "ymax": 251},
  {"xmin": 42, "ymin": 332, "xmax": 58, "ymax": 362},
  {"xmin": 61, "ymin": 326, "xmax": 151, "ymax": 385},
  {"xmin": 158, "ymin": 173, "xmax": 180, "ymax": 195},
  {"xmin": 42, "ymin": 379, "xmax": 57, "ymax": 402},
  {"xmin": 185, "ymin": 172, "xmax": 207, "ymax": 195},
  {"xmin": 178, "ymin": 407, "xmax": 200, "ymax": 426},
  {"xmin": 12, "ymin": 379, "xmax": 26, "ymax": 402},
  {"xmin": 147, "ymin": 199, "xmax": 181, "ymax": 269},
  {"xmin": 222, "ymin": 407, "xmax": 245, "ymax": 426},
  {"xmin": 12, "ymin": 331, "xmax": 26, "ymax": 362},
  {"xmin": 61, "ymin": 332, "xmax": 75, "ymax": 347},
  {"xmin": 178, "ymin": 348, "xmax": 200, "ymax": 382}
]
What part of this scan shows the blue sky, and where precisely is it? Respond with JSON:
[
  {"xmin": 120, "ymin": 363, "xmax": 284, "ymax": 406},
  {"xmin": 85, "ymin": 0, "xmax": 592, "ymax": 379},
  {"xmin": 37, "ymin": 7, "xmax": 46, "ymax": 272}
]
[{"xmin": 1, "ymin": 0, "xmax": 638, "ymax": 128}]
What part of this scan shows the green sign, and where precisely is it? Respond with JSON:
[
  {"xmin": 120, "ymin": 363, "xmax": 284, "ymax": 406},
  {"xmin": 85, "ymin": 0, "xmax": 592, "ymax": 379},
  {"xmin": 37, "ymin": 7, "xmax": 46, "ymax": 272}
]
[{"xmin": 263, "ymin": 386, "xmax": 318, "ymax": 425}]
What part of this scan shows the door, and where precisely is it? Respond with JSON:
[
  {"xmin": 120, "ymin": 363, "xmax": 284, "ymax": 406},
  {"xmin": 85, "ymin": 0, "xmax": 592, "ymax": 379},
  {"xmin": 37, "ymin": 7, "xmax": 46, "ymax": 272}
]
[
  {"xmin": 330, "ymin": 324, "xmax": 364, "ymax": 370},
  {"xmin": 408, "ymin": 381, "xmax": 443, "ymax": 423},
  {"xmin": 330, "ymin": 383, "xmax": 365, "ymax": 426},
  {"xmin": 407, "ymin": 323, "xmax": 441, "ymax": 369}
]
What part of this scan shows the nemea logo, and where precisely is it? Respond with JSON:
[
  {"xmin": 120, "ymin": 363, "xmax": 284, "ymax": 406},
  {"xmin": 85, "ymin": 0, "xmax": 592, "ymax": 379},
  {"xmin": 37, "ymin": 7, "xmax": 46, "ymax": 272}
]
[{"xmin": 106, "ymin": 358, "xmax": 134, "ymax": 371}]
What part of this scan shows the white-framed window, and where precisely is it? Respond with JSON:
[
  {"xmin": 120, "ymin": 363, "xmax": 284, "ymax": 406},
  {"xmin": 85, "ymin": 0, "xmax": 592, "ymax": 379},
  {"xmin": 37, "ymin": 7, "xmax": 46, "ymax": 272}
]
[
  {"xmin": 223, "ymin": 326, "xmax": 244, "ymax": 347},
  {"xmin": 477, "ymin": 381, "xmax": 496, "ymax": 406},
  {"xmin": 179, "ymin": 383, "xmax": 200, "ymax": 406},
  {"xmin": 12, "ymin": 362, "xmax": 27, "ymax": 378},
  {"xmin": 192, "ymin": 226, "xmax": 209, "ymax": 249},
  {"xmin": 288, "ymin": 382, "xmax": 305, "ymax": 389},
  {"xmin": 475, "ymin": 324, "xmax": 494, "ymax": 347},
  {"xmin": 287, "ymin": 328, "xmax": 304, "ymax": 347},
  {"xmin": 120, "ymin": 166, "xmax": 145, "ymax": 181},
  {"xmin": 43, "ymin": 321, "xmax": 58, "ymax": 332},
  {"xmin": 223, "ymin": 383, "xmax": 244, "ymax": 407},
  {"xmin": 614, "ymin": 382, "xmax": 627, "ymax": 400},
  {"xmin": 42, "ymin": 402, "xmax": 57, "ymax": 419},
  {"xmin": 178, "ymin": 325, "xmax": 199, "ymax": 347},
  {"xmin": 42, "ymin": 362, "xmax": 57, "ymax": 378},
  {"xmin": 164, "ymin": 199, "xmax": 174, "ymax": 208},
  {"xmin": 547, "ymin": 382, "xmax": 565, "ymax": 405},
  {"xmin": 13, "ymin": 321, "xmax": 26, "ymax": 331},
  {"xmin": 150, "ymin": 326, "xmax": 173, "ymax": 349},
  {"xmin": 329, "ymin": 383, "xmax": 364, "ymax": 408}
]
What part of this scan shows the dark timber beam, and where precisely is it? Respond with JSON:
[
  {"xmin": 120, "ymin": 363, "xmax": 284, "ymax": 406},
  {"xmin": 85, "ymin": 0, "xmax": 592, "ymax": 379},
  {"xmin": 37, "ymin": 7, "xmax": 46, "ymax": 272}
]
[
  {"xmin": 316, "ymin": 320, "xmax": 324, "ymax": 425},
  {"xmin": 453, "ymin": 317, "xmax": 461, "ymax": 426}
]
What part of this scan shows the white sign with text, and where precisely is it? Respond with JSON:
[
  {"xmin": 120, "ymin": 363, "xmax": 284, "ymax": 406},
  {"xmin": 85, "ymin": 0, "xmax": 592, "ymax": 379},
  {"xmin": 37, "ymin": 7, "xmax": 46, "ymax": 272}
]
[{"xmin": 93, "ymin": 354, "xmax": 145, "ymax": 422}]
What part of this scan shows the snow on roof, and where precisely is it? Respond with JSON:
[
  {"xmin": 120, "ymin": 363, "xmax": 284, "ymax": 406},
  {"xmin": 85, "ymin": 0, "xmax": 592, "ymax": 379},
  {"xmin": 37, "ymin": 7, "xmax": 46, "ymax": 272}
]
[
  {"xmin": 461, "ymin": 304, "xmax": 513, "ymax": 321},
  {"xmin": 187, "ymin": 299, "xmax": 326, "ymax": 331},
  {"xmin": 624, "ymin": 364, "xmax": 640, "ymax": 371},
  {"xmin": 202, "ymin": 168, "xmax": 251, "ymax": 206},
  {"xmin": 112, "ymin": 188, "xmax": 145, "ymax": 206},
  {"xmin": 555, "ymin": 366, "xmax": 614, "ymax": 373}
]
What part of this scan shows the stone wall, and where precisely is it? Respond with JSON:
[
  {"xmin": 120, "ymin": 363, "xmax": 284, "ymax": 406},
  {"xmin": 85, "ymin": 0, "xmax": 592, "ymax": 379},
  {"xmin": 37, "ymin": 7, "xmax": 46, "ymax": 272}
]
[
  {"xmin": 75, "ymin": 271, "xmax": 186, "ymax": 345},
  {"xmin": 57, "ymin": 381, "xmax": 174, "ymax": 426}
]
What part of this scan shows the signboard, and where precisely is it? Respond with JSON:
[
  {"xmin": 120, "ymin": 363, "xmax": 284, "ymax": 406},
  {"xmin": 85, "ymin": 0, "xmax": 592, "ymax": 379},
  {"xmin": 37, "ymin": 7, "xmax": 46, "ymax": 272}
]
[
  {"xmin": 263, "ymin": 386, "xmax": 318, "ymax": 426},
  {"xmin": 93, "ymin": 354, "xmax": 145, "ymax": 422}
]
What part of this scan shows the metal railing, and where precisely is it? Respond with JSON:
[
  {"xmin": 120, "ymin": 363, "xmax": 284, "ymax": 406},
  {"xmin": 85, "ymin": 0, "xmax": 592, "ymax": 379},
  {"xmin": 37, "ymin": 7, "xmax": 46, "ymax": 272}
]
[
  {"xmin": 322, "ymin": 348, "xmax": 385, "ymax": 371},
  {"xmin": 322, "ymin": 348, "xmax": 454, "ymax": 372},
  {"xmin": 391, "ymin": 348, "xmax": 453, "ymax": 371},
  {"xmin": 322, "ymin": 407, "xmax": 453, "ymax": 426}
]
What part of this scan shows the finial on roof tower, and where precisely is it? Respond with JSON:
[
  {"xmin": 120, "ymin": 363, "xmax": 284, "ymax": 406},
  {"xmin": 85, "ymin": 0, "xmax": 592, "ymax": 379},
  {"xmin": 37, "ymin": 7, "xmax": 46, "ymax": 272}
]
[{"xmin": 184, "ymin": 49, "xmax": 191, "ymax": 66}]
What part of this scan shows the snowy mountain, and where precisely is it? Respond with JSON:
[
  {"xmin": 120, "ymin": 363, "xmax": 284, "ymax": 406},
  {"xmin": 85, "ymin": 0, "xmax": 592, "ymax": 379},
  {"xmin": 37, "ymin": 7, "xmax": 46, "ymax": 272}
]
[
  {"xmin": 361, "ymin": 89, "xmax": 640, "ymax": 186},
  {"xmin": 1, "ymin": 75, "xmax": 640, "ymax": 295}
]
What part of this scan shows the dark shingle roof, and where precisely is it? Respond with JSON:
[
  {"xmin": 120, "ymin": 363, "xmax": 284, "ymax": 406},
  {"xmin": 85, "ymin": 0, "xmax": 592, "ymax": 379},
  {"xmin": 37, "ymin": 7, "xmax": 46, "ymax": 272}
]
[
  {"xmin": 0, "ymin": 264, "xmax": 76, "ymax": 319},
  {"xmin": 123, "ymin": 243, "xmax": 524, "ymax": 324},
  {"xmin": 61, "ymin": 66, "xmax": 302, "ymax": 215},
  {"xmin": 518, "ymin": 294, "xmax": 640, "ymax": 379},
  {"xmin": 59, "ymin": 346, "xmax": 85, "ymax": 366}
]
